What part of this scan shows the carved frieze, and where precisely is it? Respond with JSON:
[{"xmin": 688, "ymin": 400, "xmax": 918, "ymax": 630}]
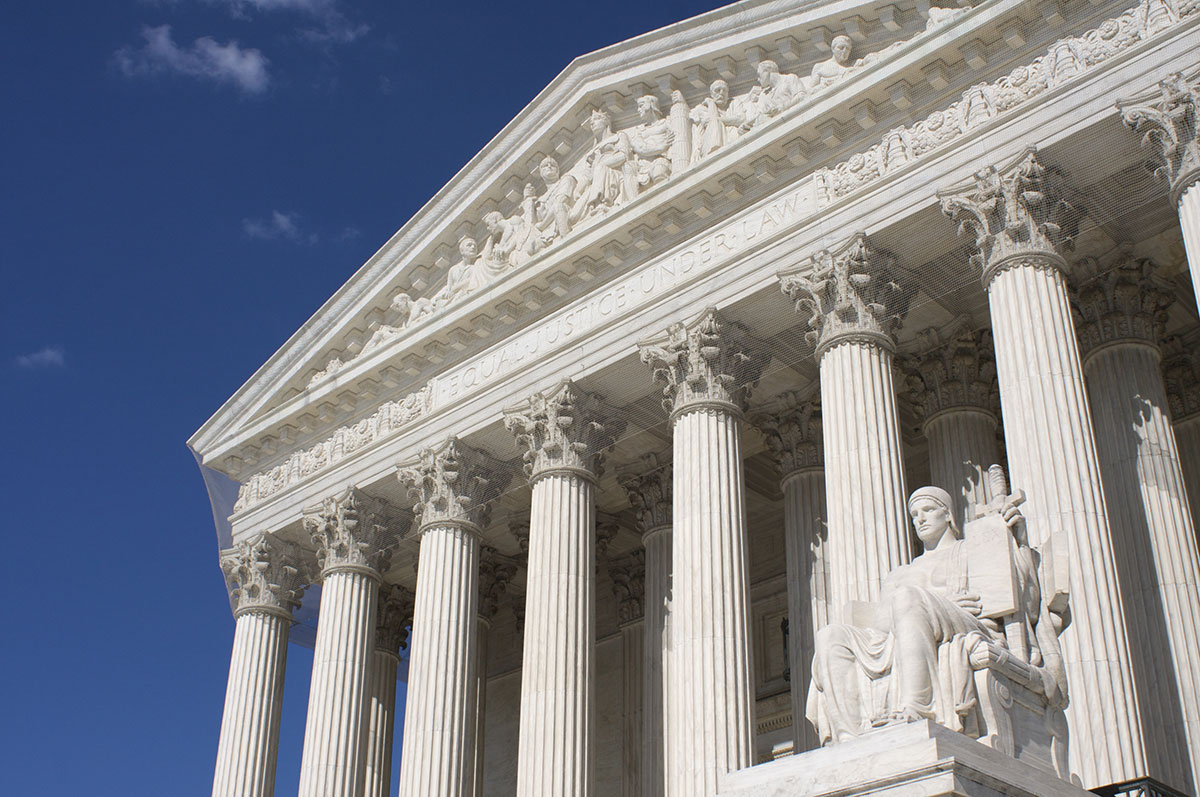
[
  {"xmin": 753, "ymin": 393, "xmax": 824, "ymax": 477},
  {"xmin": 302, "ymin": 488, "xmax": 405, "ymax": 577},
  {"xmin": 638, "ymin": 307, "xmax": 770, "ymax": 415},
  {"xmin": 1118, "ymin": 66, "xmax": 1200, "ymax": 203},
  {"xmin": 503, "ymin": 380, "xmax": 624, "ymax": 479},
  {"xmin": 779, "ymin": 233, "xmax": 910, "ymax": 356},
  {"xmin": 219, "ymin": 532, "xmax": 310, "ymax": 618},
  {"xmin": 939, "ymin": 149, "xmax": 1083, "ymax": 284},
  {"xmin": 608, "ymin": 549, "xmax": 646, "ymax": 626},
  {"xmin": 397, "ymin": 437, "xmax": 511, "ymax": 533},
  {"xmin": 618, "ymin": 452, "xmax": 673, "ymax": 535},
  {"xmin": 902, "ymin": 326, "xmax": 1000, "ymax": 423},
  {"xmin": 1071, "ymin": 248, "xmax": 1174, "ymax": 355},
  {"xmin": 376, "ymin": 584, "xmax": 415, "ymax": 654}
]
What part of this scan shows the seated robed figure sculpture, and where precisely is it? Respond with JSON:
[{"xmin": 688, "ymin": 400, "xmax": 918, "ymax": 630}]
[{"xmin": 807, "ymin": 471, "xmax": 1070, "ymax": 777}]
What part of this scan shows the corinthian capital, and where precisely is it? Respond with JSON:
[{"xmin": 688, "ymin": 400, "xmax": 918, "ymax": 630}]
[
  {"xmin": 902, "ymin": 325, "xmax": 999, "ymax": 424},
  {"xmin": 504, "ymin": 380, "xmax": 625, "ymax": 480},
  {"xmin": 219, "ymin": 532, "xmax": 310, "ymax": 618},
  {"xmin": 618, "ymin": 452, "xmax": 672, "ymax": 536},
  {"xmin": 779, "ymin": 233, "xmax": 911, "ymax": 357},
  {"xmin": 398, "ymin": 438, "xmax": 512, "ymax": 533},
  {"xmin": 752, "ymin": 392, "xmax": 824, "ymax": 477},
  {"xmin": 302, "ymin": 488, "xmax": 406, "ymax": 577},
  {"xmin": 1071, "ymin": 249, "xmax": 1173, "ymax": 356},
  {"xmin": 1118, "ymin": 69, "xmax": 1200, "ymax": 204},
  {"xmin": 1164, "ymin": 335, "xmax": 1200, "ymax": 422},
  {"xmin": 608, "ymin": 549, "xmax": 645, "ymax": 626},
  {"xmin": 479, "ymin": 546, "xmax": 518, "ymax": 620},
  {"xmin": 938, "ymin": 148, "xmax": 1083, "ymax": 285},
  {"xmin": 376, "ymin": 584, "xmax": 415, "ymax": 654},
  {"xmin": 638, "ymin": 307, "xmax": 770, "ymax": 416}
]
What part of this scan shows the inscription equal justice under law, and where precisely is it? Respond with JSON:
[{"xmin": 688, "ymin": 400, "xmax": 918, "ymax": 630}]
[{"xmin": 434, "ymin": 180, "xmax": 815, "ymax": 405}]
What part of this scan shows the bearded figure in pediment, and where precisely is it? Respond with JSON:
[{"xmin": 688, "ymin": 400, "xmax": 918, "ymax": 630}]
[
  {"xmin": 689, "ymin": 79, "xmax": 746, "ymax": 162},
  {"xmin": 755, "ymin": 60, "xmax": 808, "ymax": 121},
  {"xmin": 581, "ymin": 108, "xmax": 637, "ymax": 217},
  {"xmin": 628, "ymin": 94, "xmax": 675, "ymax": 189},
  {"xmin": 531, "ymin": 156, "xmax": 586, "ymax": 245}
]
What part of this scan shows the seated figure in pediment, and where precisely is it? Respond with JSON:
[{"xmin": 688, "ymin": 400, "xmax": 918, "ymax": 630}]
[
  {"xmin": 531, "ymin": 156, "xmax": 586, "ymax": 245},
  {"xmin": 628, "ymin": 94, "xmax": 674, "ymax": 189},
  {"xmin": 482, "ymin": 209, "xmax": 535, "ymax": 269},
  {"xmin": 809, "ymin": 35, "xmax": 858, "ymax": 92},
  {"xmin": 754, "ymin": 60, "xmax": 808, "ymax": 122},
  {"xmin": 808, "ymin": 472, "xmax": 1069, "ymax": 776},
  {"xmin": 432, "ymin": 237, "xmax": 490, "ymax": 310}
]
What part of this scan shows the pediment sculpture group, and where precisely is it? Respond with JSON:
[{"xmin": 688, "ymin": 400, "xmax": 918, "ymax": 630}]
[{"xmin": 809, "ymin": 466, "xmax": 1070, "ymax": 775}]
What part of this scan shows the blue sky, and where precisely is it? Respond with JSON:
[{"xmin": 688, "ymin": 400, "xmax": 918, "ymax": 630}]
[{"xmin": 1, "ymin": 1, "xmax": 728, "ymax": 793}]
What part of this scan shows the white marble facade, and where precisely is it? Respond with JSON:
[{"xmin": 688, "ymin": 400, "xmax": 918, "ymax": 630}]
[{"xmin": 193, "ymin": 1, "xmax": 1200, "ymax": 795}]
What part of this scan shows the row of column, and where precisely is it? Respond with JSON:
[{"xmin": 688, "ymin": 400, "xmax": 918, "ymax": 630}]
[{"xmin": 209, "ymin": 69, "xmax": 1200, "ymax": 797}]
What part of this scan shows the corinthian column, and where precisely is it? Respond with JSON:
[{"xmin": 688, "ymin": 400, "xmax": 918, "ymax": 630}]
[
  {"xmin": 471, "ymin": 547, "xmax": 518, "ymax": 797},
  {"xmin": 779, "ymin": 233, "xmax": 913, "ymax": 617},
  {"xmin": 213, "ymin": 533, "xmax": 308, "ymax": 797},
  {"xmin": 639, "ymin": 308, "xmax": 769, "ymax": 797},
  {"xmin": 609, "ymin": 551, "xmax": 646, "ymax": 797},
  {"xmin": 754, "ymin": 393, "xmax": 827, "ymax": 754},
  {"xmin": 298, "ymin": 489, "xmax": 403, "ymax": 797},
  {"xmin": 1118, "ymin": 69, "xmax": 1200, "ymax": 304},
  {"xmin": 503, "ymin": 381, "xmax": 623, "ymax": 797},
  {"xmin": 902, "ymin": 325, "xmax": 1002, "ymax": 529},
  {"xmin": 939, "ymin": 148, "xmax": 1144, "ymax": 787},
  {"xmin": 1072, "ymin": 251, "xmax": 1200, "ymax": 794},
  {"xmin": 619, "ymin": 453, "xmax": 672, "ymax": 797},
  {"xmin": 396, "ymin": 438, "xmax": 510, "ymax": 797},
  {"xmin": 1164, "ymin": 338, "xmax": 1200, "ymax": 540},
  {"xmin": 363, "ymin": 584, "xmax": 414, "ymax": 797}
]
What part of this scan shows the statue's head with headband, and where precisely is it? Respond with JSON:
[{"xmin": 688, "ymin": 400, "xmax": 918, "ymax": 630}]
[{"xmin": 907, "ymin": 485, "xmax": 960, "ymax": 546}]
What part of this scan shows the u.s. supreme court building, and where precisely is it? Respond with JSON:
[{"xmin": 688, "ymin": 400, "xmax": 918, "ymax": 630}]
[{"xmin": 189, "ymin": 1, "xmax": 1200, "ymax": 795}]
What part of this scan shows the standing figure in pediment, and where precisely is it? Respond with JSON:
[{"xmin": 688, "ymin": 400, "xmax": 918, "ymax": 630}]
[
  {"xmin": 755, "ymin": 60, "xmax": 808, "ymax": 122},
  {"xmin": 581, "ymin": 108, "xmax": 636, "ymax": 217},
  {"xmin": 809, "ymin": 35, "xmax": 858, "ymax": 92},
  {"xmin": 531, "ymin": 156, "xmax": 586, "ymax": 246},
  {"xmin": 689, "ymin": 79, "xmax": 746, "ymax": 162},
  {"xmin": 628, "ymin": 94, "xmax": 675, "ymax": 189}
]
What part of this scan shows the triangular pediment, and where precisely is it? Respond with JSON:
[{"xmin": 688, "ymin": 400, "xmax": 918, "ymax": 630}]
[{"xmin": 190, "ymin": 0, "xmax": 1187, "ymax": 484}]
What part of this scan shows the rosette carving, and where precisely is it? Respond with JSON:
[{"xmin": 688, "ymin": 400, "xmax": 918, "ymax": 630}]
[
  {"xmin": 779, "ymin": 233, "xmax": 911, "ymax": 356},
  {"xmin": 302, "ymin": 488, "xmax": 405, "ymax": 576},
  {"xmin": 903, "ymin": 325, "xmax": 1000, "ymax": 423},
  {"xmin": 398, "ymin": 438, "xmax": 512, "ymax": 533},
  {"xmin": 1118, "ymin": 68, "xmax": 1200, "ymax": 204},
  {"xmin": 753, "ymin": 392, "xmax": 824, "ymax": 476},
  {"xmin": 608, "ymin": 549, "xmax": 646, "ymax": 625},
  {"xmin": 618, "ymin": 452, "xmax": 673, "ymax": 535},
  {"xmin": 219, "ymin": 532, "xmax": 311, "ymax": 617},
  {"xmin": 1070, "ymin": 248, "xmax": 1174, "ymax": 355},
  {"xmin": 638, "ymin": 307, "xmax": 770, "ymax": 415},
  {"xmin": 503, "ymin": 380, "xmax": 624, "ymax": 479},
  {"xmin": 939, "ymin": 148, "xmax": 1083, "ymax": 285}
]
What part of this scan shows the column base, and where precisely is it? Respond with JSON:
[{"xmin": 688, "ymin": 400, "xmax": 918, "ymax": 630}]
[{"xmin": 717, "ymin": 721, "xmax": 1090, "ymax": 797}]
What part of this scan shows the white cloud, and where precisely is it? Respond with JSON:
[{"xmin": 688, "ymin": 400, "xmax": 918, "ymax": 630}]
[
  {"xmin": 243, "ymin": 210, "xmax": 317, "ymax": 244},
  {"xmin": 115, "ymin": 25, "xmax": 270, "ymax": 94},
  {"xmin": 16, "ymin": 346, "xmax": 65, "ymax": 369}
]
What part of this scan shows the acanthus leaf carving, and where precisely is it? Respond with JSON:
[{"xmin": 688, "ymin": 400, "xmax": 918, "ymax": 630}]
[
  {"xmin": 618, "ymin": 452, "xmax": 673, "ymax": 535},
  {"xmin": 1162, "ymin": 335, "xmax": 1200, "ymax": 421},
  {"xmin": 902, "ymin": 324, "xmax": 1000, "ymax": 423},
  {"xmin": 779, "ymin": 233, "xmax": 911, "ymax": 356},
  {"xmin": 302, "ymin": 487, "xmax": 406, "ymax": 576},
  {"xmin": 939, "ymin": 148, "xmax": 1083, "ymax": 283},
  {"xmin": 752, "ymin": 392, "xmax": 824, "ymax": 477},
  {"xmin": 397, "ymin": 437, "xmax": 512, "ymax": 532},
  {"xmin": 1118, "ymin": 66, "xmax": 1200, "ymax": 204},
  {"xmin": 219, "ymin": 532, "xmax": 312, "ymax": 617},
  {"xmin": 638, "ymin": 306, "xmax": 770, "ymax": 415},
  {"xmin": 503, "ymin": 380, "xmax": 624, "ymax": 479},
  {"xmin": 479, "ymin": 545, "xmax": 519, "ymax": 621},
  {"xmin": 376, "ymin": 583, "xmax": 415, "ymax": 653},
  {"xmin": 607, "ymin": 548, "xmax": 646, "ymax": 626},
  {"xmin": 1070, "ymin": 246, "xmax": 1175, "ymax": 355}
]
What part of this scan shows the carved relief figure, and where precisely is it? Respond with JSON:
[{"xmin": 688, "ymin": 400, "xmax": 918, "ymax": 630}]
[
  {"xmin": 689, "ymin": 79, "xmax": 739, "ymax": 162},
  {"xmin": 807, "ymin": 477, "xmax": 1068, "ymax": 767},
  {"xmin": 481, "ymin": 209, "xmax": 535, "ymax": 269},
  {"xmin": 628, "ymin": 94, "xmax": 674, "ymax": 188},
  {"xmin": 532, "ymin": 156, "xmax": 585, "ymax": 244},
  {"xmin": 433, "ymin": 237, "xmax": 489, "ymax": 309},
  {"xmin": 581, "ymin": 108, "xmax": 635, "ymax": 216},
  {"xmin": 755, "ymin": 60, "xmax": 807, "ymax": 122},
  {"xmin": 809, "ymin": 35, "xmax": 857, "ymax": 91}
]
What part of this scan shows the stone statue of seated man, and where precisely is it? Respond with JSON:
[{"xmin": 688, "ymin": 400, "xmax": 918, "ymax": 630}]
[{"xmin": 807, "ymin": 473, "xmax": 1070, "ymax": 776}]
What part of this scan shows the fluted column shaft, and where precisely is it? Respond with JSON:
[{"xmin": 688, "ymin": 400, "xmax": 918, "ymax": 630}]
[
  {"xmin": 781, "ymin": 468, "xmax": 827, "ymax": 753},
  {"xmin": 212, "ymin": 609, "xmax": 291, "ymax": 797},
  {"xmin": 669, "ymin": 406, "xmax": 755, "ymax": 796},
  {"xmin": 924, "ymin": 409, "xmax": 1000, "ymax": 528},
  {"xmin": 362, "ymin": 648, "xmax": 399, "ymax": 797},
  {"xmin": 642, "ymin": 526, "xmax": 671, "ymax": 797},
  {"xmin": 297, "ymin": 567, "xmax": 380, "ymax": 797},
  {"xmin": 1085, "ymin": 341, "xmax": 1200, "ymax": 793},
  {"xmin": 470, "ymin": 616, "xmax": 491, "ymax": 797},
  {"xmin": 819, "ymin": 340, "xmax": 912, "ymax": 616},
  {"xmin": 987, "ymin": 258, "xmax": 1143, "ymax": 786},
  {"xmin": 621, "ymin": 620, "xmax": 645, "ymax": 797},
  {"xmin": 515, "ymin": 471, "xmax": 596, "ymax": 797},
  {"xmin": 1178, "ymin": 416, "xmax": 1200, "ymax": 540},
  {"xmin": 1181, "ymin": 185, "xmax": 1200, "ymax": 303},
  {"xmin": 397, "ymin": 524, "xmax": 480, "ymax": 797}
]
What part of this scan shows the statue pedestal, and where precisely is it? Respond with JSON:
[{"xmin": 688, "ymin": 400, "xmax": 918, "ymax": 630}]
[{"xmin": 717, "ymin": 720, "xmax": 1089, "ymax": 797}]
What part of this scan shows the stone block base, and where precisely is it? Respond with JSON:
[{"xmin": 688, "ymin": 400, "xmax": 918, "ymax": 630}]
[{"xmin": 718, "ymin": 720, "xmax": 1090, "ymax": 797}]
